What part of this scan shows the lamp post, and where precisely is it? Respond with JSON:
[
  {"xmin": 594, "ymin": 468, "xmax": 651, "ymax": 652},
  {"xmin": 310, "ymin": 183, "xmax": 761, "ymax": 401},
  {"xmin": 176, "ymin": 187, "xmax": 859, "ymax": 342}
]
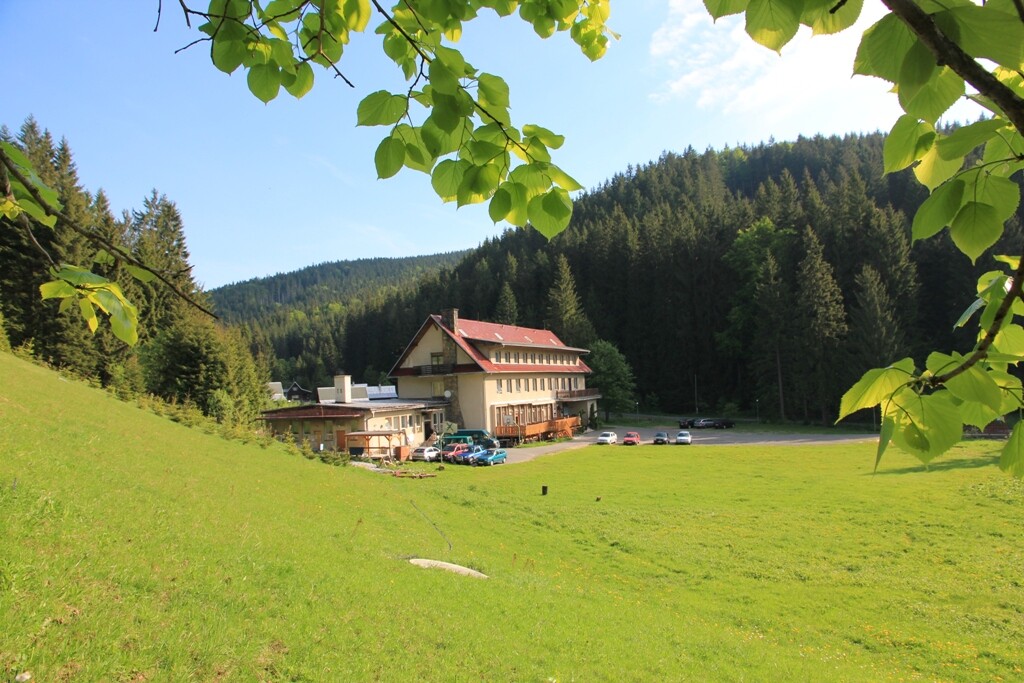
[
  {"xmin": 635, "ymin": 401, "xmax": 639, "ymax": 424},
  {"xmin": 755, "ymin": 399, "xmax": 760, "ymax": 424}
]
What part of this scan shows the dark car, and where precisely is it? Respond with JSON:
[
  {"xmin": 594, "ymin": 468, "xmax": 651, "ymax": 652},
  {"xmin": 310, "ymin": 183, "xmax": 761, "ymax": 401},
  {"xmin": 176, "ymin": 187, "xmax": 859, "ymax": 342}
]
[
  {"xmin": 713, "ymin": 418, "xmax": 735, "ymax": 429},
  {"xmin": 678, "ymin": 418, "xmax": 696, "ymax": 428},
  {"xmin": 693, "ymin": 418, "xmax": 718, "ymax": 428},
  {"xmin": 653, "ymin": 431, "xmax": 670, "ymax": 444}
]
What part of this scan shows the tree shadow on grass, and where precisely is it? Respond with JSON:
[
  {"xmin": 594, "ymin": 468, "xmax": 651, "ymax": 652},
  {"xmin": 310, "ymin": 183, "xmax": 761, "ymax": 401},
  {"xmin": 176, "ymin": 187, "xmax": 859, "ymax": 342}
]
[{"xmin": 871, "ymin": 454, "xmax": 1000, "ymax": 476}]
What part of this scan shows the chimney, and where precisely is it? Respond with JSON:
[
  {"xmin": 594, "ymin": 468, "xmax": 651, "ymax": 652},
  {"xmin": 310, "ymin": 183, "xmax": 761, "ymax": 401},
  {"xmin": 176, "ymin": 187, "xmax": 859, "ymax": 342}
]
[
  {"xmin": 441, "ymin": 308, "xmax": 459, "ymax": 332},
  {"xmin": 334, "ymin": 374, "xmax": 352, "ymax": 403}
]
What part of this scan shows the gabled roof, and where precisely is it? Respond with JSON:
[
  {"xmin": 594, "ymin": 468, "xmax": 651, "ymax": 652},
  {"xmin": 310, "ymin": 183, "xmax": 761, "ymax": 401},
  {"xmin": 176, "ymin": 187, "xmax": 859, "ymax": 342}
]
[{"xmin": 389, "ymin": 314, "xmax": 591, "ymax": 377}]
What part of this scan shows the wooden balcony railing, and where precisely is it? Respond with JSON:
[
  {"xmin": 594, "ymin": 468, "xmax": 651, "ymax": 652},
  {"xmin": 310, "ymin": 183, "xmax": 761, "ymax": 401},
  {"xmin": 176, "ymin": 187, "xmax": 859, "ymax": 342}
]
[
  {"xmin": 411, "ymin": 364, "xmax": 453, "ymax": 375},
  {"xmin": 493, "ymin": 416, "xmax": 581, "ymax": 441},
  {"xmin": 556, "ymin": 388, "xmax": 601, "ymax": 401}
]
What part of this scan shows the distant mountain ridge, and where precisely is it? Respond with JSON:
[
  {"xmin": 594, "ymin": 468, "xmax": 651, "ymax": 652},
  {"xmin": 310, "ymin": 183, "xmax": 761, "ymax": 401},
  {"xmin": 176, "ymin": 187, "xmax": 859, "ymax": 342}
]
[{"xmin": 209, "ymin": 252, "xmax": 470, "ymax": 322}]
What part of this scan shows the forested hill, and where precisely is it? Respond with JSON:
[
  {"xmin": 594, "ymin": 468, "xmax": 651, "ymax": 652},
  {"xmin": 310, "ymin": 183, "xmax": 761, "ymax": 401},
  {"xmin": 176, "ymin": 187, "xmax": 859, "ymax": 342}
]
[
  {"xmin": 332, "ymin": 132, "xmax": 1024, "ymax": 422},
  {"xmin": 210, "ymin": 252, "xmax": 469, "ymax": 322}
]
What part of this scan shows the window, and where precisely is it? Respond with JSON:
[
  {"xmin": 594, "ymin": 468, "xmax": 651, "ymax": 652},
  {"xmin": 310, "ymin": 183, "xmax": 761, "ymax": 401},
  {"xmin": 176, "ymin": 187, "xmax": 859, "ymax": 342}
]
[
  {"xmin": 494, "ymin": 351, "xmax": 501, "ymax": 363},
  {"xmin": 514, "ymin": 352, "xmax": 520, "ymax": 363},
  {"xmin": 432, "ymin": 380, "xmax": 445, "ymax": 397},
  {"xmin": 431, "ymin": 352, "xmax": 444, "ymax": 367},
  {"xmin": 573, "ymin": 377, "xmax": 579, "ymax": 389},
  {"xmin": 531, "ymin": 378, "xmax": 537, "ymax": 391},
  {"xmin": 530, "ymin": 353, "xmax": 536, "ymax": 363},
  {"xmin": 400, "ymin": 415, "xmax": 408, "ymax": 428},
  {"xmin": 505, "ymin": 352, "xmax": 511, "ymax": 363},
  {"xmin": 506, "ymin": 379, "xmax": 512, "ymax": 393},
  {"xmin": 496, "ymin": 379, "xmax": 503, "ymax": 394},
  {"xmin": 540, "ymin": 378, "xmax": 546, "ymax": 391},
  {"xmin": 515, "ymin": 378, "xmax": 522, "ymax": 392}
]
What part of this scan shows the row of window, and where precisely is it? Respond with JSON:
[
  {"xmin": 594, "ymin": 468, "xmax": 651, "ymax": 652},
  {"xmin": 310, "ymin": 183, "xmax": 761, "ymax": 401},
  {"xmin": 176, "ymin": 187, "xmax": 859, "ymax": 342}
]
[
  {"xmin": 496, "ymin": 376, "xmax": 580, "ymax": 394},
  {"xmin": 493, "ymin": 349, "xmax": 576, "ymax": 365}
]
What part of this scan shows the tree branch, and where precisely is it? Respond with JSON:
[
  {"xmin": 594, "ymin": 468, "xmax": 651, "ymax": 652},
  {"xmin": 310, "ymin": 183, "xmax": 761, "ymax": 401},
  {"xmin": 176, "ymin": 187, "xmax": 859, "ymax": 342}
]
[
  {"xmin": 0, "ymin": 146, "xmax": 217, "ymax": 320},
  {"xmin": 930, "ymin": 249, "xmax": 1024, "ymax": 386},
  {"xmin": 882, "ymin": 0, "xmax": 1024, "ymax": 135}
]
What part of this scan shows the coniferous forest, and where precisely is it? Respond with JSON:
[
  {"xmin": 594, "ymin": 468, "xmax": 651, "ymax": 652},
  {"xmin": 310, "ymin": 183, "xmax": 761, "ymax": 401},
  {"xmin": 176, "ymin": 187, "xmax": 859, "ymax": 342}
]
[{"xmin": 4, "ymin": 117, "xmax": 1022, "ymax": 424}]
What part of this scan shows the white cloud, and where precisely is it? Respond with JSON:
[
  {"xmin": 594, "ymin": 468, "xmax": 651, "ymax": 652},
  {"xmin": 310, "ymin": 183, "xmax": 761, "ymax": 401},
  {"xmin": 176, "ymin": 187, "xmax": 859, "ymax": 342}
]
[{"xmin": 648, "ymin": 1, "xmax": 907, "ymax": 138}]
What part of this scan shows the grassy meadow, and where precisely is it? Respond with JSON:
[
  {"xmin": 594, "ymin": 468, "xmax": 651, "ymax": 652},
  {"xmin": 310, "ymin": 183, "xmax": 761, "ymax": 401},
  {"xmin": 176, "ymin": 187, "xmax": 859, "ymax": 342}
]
[{"xmin": 1, "ymin": 352, "xmax": 1022, "ymax": 681}]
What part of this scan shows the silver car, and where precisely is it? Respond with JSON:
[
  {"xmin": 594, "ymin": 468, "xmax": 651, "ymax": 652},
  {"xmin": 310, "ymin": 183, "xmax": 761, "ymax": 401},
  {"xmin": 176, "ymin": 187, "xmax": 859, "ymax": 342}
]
[{"xmin": 675, "ymin": 431, "xmax": 692, "ymax": 445}]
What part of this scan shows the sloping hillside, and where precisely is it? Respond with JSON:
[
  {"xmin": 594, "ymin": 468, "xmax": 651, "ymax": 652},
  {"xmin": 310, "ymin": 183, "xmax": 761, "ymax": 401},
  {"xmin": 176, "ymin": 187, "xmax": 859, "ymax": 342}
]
[{"xmin": 2, "ymin": 353, "xmax": 1021, "ymax": 681}]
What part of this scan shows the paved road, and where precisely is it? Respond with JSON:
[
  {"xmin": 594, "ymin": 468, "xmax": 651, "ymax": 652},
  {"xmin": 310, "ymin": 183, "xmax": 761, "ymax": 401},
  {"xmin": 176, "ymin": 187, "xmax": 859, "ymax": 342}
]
[{"xmin": 505, "ymin": 425, "xmax": 877, "ymax": 464}]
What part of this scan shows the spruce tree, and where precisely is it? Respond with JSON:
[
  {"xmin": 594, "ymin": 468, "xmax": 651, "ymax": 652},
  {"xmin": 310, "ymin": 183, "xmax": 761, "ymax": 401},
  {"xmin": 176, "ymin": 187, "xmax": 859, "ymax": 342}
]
[
  {"xmin": 494, "ymin": 281, "xmax": 519, "ymax": 325},
  {"xmin": 545, "ymin": 254, "xmax": 595, "ymax": 347},
  {"xmin": 795, "ymin": 228, "xmax": 848, "ymax": 424}
]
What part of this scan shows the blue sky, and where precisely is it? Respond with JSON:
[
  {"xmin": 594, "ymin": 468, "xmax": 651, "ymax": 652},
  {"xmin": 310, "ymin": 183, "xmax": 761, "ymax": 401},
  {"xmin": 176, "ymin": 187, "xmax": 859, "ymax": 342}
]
[{"xmin": 1, "ymin": 1, "xmax": 974, "ymax": 289}]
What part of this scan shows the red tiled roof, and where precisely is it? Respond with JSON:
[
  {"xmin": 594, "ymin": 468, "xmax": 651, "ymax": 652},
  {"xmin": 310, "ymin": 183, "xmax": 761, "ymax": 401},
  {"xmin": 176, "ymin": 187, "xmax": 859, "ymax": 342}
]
[{"xmin": 388, "ymin": 314, "xmax": 592, "ymax": 377}]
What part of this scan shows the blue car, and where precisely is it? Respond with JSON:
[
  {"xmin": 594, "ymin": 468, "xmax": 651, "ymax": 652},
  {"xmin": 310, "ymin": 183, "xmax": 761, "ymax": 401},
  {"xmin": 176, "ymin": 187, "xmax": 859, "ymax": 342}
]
[
  {"xmin": 472, "ymin": 448, "xmax": 507, "ymax": 466},
  {"xmin": 454, "ymin": 445, "xmax": 485, "ymax": 465}
]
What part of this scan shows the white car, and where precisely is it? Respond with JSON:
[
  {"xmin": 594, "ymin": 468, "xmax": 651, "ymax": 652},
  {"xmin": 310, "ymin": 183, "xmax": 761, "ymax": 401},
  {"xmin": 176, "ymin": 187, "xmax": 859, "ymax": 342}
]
[
  {"xmin": 410, "ymin": 446, "xmax": 442, "ymax": 461},
  {"xmin": 676, "ymin": 430, "xmax": 692, "ymax": 445},
  {"xmin": 596, "ymin": 431, "xmax": 618, "ymax": 445}
]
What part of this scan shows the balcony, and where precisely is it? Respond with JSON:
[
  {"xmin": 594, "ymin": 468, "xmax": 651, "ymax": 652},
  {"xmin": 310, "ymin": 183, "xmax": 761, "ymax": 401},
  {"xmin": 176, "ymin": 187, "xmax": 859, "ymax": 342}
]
[
  {"xmin": 556, "ymin": 388, "xmax": 601, "ymax": 401},
  {"xmin": 493, "ymin": 416, "xmax": 581, "ymax": 442},
  {"xmin": 411, "ymin": 363, "xmax": 453, "ymax": 376}
]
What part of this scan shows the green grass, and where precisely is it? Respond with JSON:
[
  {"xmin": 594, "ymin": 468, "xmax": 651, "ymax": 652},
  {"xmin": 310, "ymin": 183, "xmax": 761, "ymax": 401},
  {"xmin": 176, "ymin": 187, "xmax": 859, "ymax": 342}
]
[{"xmin": 2, "ymin": 353, "xmax": 1022, "ymax": 681}]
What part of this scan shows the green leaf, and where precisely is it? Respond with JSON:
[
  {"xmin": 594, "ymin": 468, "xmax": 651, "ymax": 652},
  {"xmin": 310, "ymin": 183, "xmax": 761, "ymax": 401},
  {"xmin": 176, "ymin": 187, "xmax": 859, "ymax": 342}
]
[
  {"xmin": 343, "ymin": 0, "xmax": 372, "ymax": 32},
  {"xmin": 854, "ymin": 14, "xmax": 915, "ymax": 82},
  {"xmin": 704, "ymin": 0, "xmax": 748, "ymax": 19},
  {"xmin": 284, "ymin": 61, "xmax": 314, "ymax": 98},
  {"xmin": 456, "ymin": 163, "xmax": 500, "ymax": 206},
  {"xmin": 938, "ymin": 7, "xmax": 1024, "ymax": 71},
  {"xmin": 39, "ymin": 280, "xmax": 77, "ymax": 300},
  {"xmin": 500, "ymin": 181, "xmax": 530, "ymax": 226},
  {"xmin": 477, "ymin": 73, "xmax": 510, "ymax": 110},
  {"xmin": 125, "ymin": 265, "xmax": 157, "ymax": 283},
  {"xmin": 745, "ymin": 0, "xmax": 800, "ymax": 51},
  {"xmin": 527, "ymin": 188, "xmax": 573, "ymax": 238},
  {"xmin": 956, "ymin": 398, "xmax": 1000, "ymax": 431},
  {"xmin": 838, "ymin": 357, "xmax": 916, "ymax": 420},
  {"xmin": 431, "ymin": 159, "xmax": 466, "ymax": 200},
  {"xmin": 899, "ymin": 65, "xmax": 965, "ymax": 124},
  {"xmin": 429, "ymin": 56, "xmax": 461, "ymax": 96},
  {"xmin": 950, "ymin": 201, "xmax": 1002, "ymax": 263},
  {"xmin": 356, "ymin": 91, "xmax": 407, "ymax": 126},
  {"xmin": 212, "ymin": 37, "xmax": 247, "ymax": 74},
  {"xmin": 892, "ymin": 391, "xmax": 962, "ymax": 464},
  {"xmin": 993, "ymin": 323, "xmax": 1024, "ymax": 355},
  {"xmin": 522, "ymin": 124, "xmax": 565, "ymax": 149},
  {"xmin": 970, "ymin": 172, "xmax": 1020, "ymax": 223},
  {"xmin": 1000, "ymin": 423, "xmax": 1024, "ymax": 477},
  {"xmin": 488, "ymin": 185, "xmax": 513, "ymax": 223},
  {"xmin": 883, "ymin": 115, "xmax": 934, "ymax": 174},
  {"xmin": 543, "ymin": 163, "xmax": 584, "ymax": 192},
  {"xmin": 927, "ymin": 352, "xmax": 1002, "ymax": 411},
  {"xmin": 875, "ymin": 415, "xmax": 895, "ymax": 471},
  {"xmin": 374, "ymin": 137, "xmax": 406, "ymax": 179},
  {"xmin": 79, "ymin": 298, "xmax": 99, "ymax": 333},
  {"xmin": 803, "ymin": 0, "xmax": 863, "ymax": 35},
  {"xmin": 247, "ymin": 63, "xmax": 281, "ymax": 103},
  {"xmin": 912, "ymin": 178, "xmax": 964, "ymax": 241},
  {"xmin": 913, "ymin": 144, "xmax": 962, "ymax": 191},
  {"xmin": 936, "ymin": 118, "xmax": 1007, "ymax": 160}
]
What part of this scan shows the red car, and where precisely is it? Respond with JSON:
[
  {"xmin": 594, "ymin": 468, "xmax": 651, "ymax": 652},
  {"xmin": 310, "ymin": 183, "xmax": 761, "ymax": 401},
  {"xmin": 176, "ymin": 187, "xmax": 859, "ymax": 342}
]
[{"xmin": 622, "ymin": 431, "xmax": 641, "ymax": 446}]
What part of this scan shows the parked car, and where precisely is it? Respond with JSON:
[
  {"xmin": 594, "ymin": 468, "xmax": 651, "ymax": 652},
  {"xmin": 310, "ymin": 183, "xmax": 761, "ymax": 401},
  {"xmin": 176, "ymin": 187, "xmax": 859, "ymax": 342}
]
[
  {"xmin": 676, "ymin": 430, "xmax": 692, "ymax": 445},
  {"xmin": 596, "ymin": 431, "xmax": 618, "ymax": 445},
  {"xmin": 473, "ymin": 448, "xmax": 508, "ymax": 466},
  {"xmin": 693, "ymin": 418, "xmax": 718, "ymax": 428},
  {"xmin": 713, "ymin": 418, "xmax": 735, "ymax": 429},
  {"xmin": 653, "ymin": 431, "xmax": 670, "ymax": 444},
  {"xmin": 678, "ymin": 418, "xmax": 696, "ymax": 428},
  {"xmin": 411, "ymin": 446, "xmax": 442, "ymax": 462},
  {"xmin": 440, "ymin": 442, "xmax": 470, "ymax": 463},
  {"xmin": 454, "ymin": 444, "xmax": 486, "ymax": 464},
  {"xmin": 623, "ymin": 431, "xmax": 642, "ymax": 446}
]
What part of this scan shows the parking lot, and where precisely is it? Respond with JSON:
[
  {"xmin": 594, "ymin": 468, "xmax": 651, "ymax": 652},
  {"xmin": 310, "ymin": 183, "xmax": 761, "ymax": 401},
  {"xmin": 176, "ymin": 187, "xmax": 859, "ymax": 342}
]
[{"xmin": 504, "ymin": 425, "xmax": 877, "ymax": 464}]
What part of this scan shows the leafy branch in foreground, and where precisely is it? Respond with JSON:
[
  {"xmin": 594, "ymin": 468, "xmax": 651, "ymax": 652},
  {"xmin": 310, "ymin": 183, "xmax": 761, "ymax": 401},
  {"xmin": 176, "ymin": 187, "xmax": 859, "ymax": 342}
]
[
  {"xmin": 174, "ymin": 0, "xmax": 615, "ymax": 237},
  {"xmin": 704, "ymin": 0, "xmax": 1024, "ymax": 474},
  {"xmin": 0, "ymin": 141, "xmax": 215, "ymax": 345}
]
